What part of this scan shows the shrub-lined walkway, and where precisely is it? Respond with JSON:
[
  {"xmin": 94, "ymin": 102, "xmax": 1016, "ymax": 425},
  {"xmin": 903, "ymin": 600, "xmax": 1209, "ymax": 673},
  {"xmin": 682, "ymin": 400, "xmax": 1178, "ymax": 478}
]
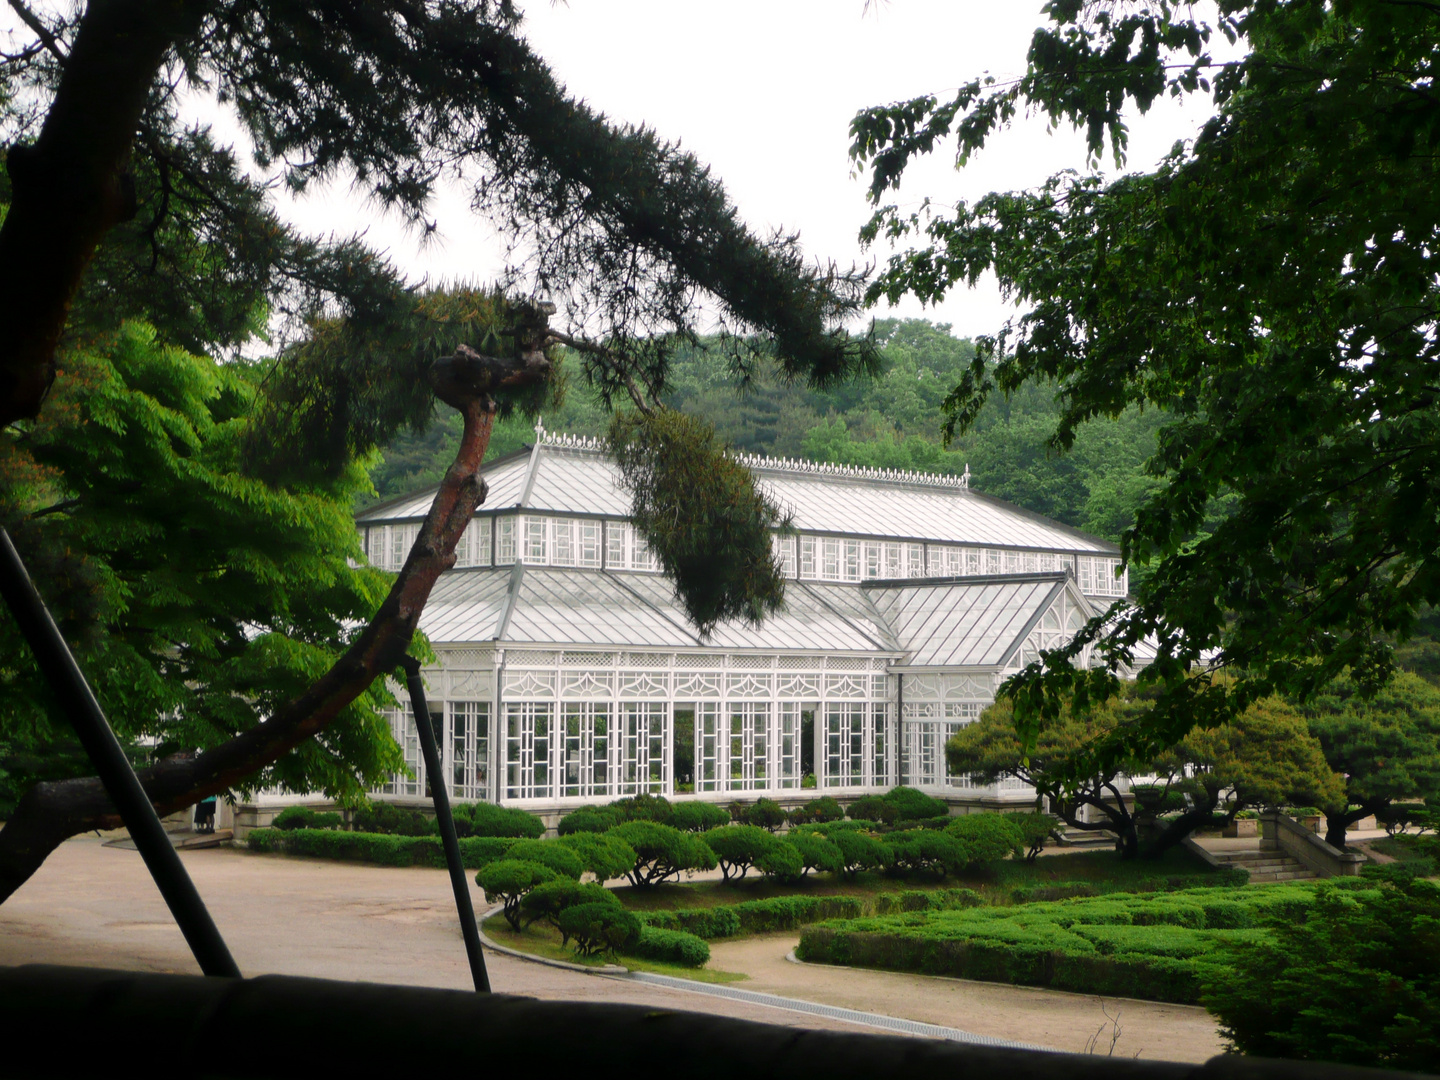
[{"xmin": 1, "ymin": 834, "xmax": 1225, "ymax": 1061}]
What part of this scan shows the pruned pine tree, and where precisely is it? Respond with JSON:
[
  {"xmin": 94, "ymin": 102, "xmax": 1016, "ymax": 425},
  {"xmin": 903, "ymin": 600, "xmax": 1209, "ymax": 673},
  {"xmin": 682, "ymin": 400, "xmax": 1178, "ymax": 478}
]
[{"xmin": 0, "ymin": 1, "xmax": 878, "ymax": 901}]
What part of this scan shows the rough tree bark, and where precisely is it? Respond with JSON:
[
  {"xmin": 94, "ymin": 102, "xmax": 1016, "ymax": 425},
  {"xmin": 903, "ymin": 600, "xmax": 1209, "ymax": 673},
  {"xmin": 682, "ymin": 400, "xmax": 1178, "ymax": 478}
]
[
  {"xmin": 0, "ymin": 0, "xmax": 207, "ymax": 426},
  {"xmin": 0, "ymin": 341, "xmax": 551, "ymax": 903}
]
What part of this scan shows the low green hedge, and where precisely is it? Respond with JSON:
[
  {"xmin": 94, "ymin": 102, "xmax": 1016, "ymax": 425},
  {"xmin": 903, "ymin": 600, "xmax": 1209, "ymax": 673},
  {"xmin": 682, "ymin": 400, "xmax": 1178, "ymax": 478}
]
[
  {"xmin": 246, "ymin": 828, "xmax": 513, "ymax": 868},
  {"xmin": 796, "ymin": 883, "xmax": 1336, "ymax": 1005},
  {"xmin": 635, "ymin": 887, "xmax": 982, "ymax": 940},
  {"xmin": 630, "ymin": 926, "xmax": 711, "ymax": 967}
]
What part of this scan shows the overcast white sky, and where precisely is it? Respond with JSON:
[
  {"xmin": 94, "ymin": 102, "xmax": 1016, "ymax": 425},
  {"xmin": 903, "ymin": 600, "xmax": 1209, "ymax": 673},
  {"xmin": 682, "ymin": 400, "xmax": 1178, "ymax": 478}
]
[{"xmin": 261, "ymin": 2, "xmax": 1217, "ymax": 341}]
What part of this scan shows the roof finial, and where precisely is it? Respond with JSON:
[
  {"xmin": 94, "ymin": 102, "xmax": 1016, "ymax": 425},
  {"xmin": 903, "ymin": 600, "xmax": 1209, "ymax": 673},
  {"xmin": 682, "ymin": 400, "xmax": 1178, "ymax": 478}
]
[
  {"xmin": 534, "ymin": 416, "xmax": 546, "ymax": 442},
  {"xmin": 961, "ymin": 464, "xmax": 971, "ymax": 490}
]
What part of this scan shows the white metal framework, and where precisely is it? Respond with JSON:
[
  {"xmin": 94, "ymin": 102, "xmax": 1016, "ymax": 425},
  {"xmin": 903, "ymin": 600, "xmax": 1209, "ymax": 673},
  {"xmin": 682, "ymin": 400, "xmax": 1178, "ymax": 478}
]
[{"xmin": 344, "ymin": 432, "xmax": 1135, "ymax": 813}]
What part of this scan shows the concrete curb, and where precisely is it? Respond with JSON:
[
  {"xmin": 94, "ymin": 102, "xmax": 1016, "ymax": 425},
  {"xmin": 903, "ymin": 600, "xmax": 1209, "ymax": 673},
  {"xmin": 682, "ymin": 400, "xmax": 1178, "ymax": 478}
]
[{"xmin": 474, "ymin": 903, "xmax": 628, "ymax": 976}]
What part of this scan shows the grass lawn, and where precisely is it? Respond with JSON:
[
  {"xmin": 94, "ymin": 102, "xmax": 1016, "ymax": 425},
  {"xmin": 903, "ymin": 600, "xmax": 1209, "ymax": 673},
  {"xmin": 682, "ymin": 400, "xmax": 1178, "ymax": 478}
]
[
  {"xmin": 481, "ymin": 913, "xmax": 748, "ymax": 983},
  {"xmin": 1368, "ymin": 833, "xmax": 1438, "ymax": 865}
]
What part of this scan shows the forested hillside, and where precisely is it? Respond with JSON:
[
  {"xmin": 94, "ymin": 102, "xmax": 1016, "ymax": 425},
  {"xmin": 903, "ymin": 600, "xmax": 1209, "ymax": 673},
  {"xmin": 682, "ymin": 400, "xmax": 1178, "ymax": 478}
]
[{"xmin": 367, "ymin": 319, "xmax": 1162, "ymax": 545}]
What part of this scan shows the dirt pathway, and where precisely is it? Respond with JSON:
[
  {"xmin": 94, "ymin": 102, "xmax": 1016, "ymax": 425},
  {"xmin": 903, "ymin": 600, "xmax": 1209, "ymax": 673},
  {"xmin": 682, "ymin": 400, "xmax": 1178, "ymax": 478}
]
[{"xmin": 706, "ymin": 933, "xmax": 1225, "ymax": 1063}]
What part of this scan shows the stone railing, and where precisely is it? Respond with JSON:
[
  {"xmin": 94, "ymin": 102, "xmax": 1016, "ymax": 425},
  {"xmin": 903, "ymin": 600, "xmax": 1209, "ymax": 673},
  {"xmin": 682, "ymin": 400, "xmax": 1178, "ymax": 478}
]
[{"xmin": 1260, "ymin": 811, "xmax": 1367, "ymax": 878}]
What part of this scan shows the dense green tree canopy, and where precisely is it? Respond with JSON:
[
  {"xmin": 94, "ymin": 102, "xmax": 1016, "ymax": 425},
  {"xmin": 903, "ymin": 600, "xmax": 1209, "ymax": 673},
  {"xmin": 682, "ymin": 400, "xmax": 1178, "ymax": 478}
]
[
  {"xmin": 0, "ymin": 322, "xmax": 399, "ymax": 816},
  {"xmin": 1301, "ymin": 671, "xmax": 1440, "ymax": 848},
  {"xmin": 853, "ymin": 1, "xmax": 1440, "ymax": 772},
  {"xmin": 950, "ymin": 684, "xmax": 1341, "ymax": 857}
]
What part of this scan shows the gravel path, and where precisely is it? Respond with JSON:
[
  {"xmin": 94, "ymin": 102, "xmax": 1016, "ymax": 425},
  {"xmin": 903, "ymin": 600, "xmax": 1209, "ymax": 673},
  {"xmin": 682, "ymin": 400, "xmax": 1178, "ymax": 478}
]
[{"xmin": 0, "ymin": 836, "xmax": 1222, "ymax": 1061}]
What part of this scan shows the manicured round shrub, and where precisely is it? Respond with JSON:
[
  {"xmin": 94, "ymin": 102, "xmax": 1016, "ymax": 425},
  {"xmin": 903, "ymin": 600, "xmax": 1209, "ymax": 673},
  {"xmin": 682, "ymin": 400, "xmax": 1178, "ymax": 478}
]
[
  {"xmin": 609, "ymin": 793, "xmax": 674, "ymax": 824},
  {"xmin": 501, "ymin": 839, "xmax": 584, "ymax": 879},
  {"xmin": 632, "ymin": 926, "xmax": 710, "ymax": 967},
  {"xmin": 703, "ymin": 825, "xmax": 782, "ymax": 882},
  {"xmin": 741, "ymin": 798, "xmax": 788, "ymax": 832},
  {"xmin": 882, "ymin": 786, "xmax": 949, "ymax": 821},
  {"xmin": 945, "ymin": 813, "xmax": 1025, "ymax": 868},
  {"xmin": 670, "ymin": 801, "xmax": 731, "ymax": 833},
  {"xmin": 273, "ymin": 807, "xmax": 343, "ymax": 831},
  {"xmin": 555, "ymin": 831, "xmax": 637, "ymax": 886},
  {"xmin": 476, "ymin": 859, "xmax": 558, "ymax": 930},
  {"xmin": 352, "ymin": 802, "xmax": 432, "ymax": 836},
  {"xmin": 466, "ymin": 801, "xmax": 545, "ymax": 838},
  {"xmin": 754, "ymin": 839, "xmax": 804, "ymax": 881},
  {"xmin": 520, "ymin": 878, "xmax": 619, "ymax": 935},
  {"xmin": 610, "ymin": 821, "xmax": 716, "ymax": 887},
  {"xmin": 557, "ymin": 806, "xmax": 626, "ymax": 835},
  {"xmin": 788, "ymin": 831, "xmax": 844, "ymax": 877},
  {"xmin": 1010, "ymin": 812, "xmax": 1060, "ymax": 862},
  {"xmin": 886, "ymin": 830, "xmax": 965, "ymax": 878},
  {"xmin": 788, "ymin": 796, "xmax": 845, "ymax": 826},
  {"xmin": 846, "ymin": 795, "xmax": 900, "ymax": 825},
  {"xmin": 828, "ymin": 828, "xmax": 890, "ymax": 878},
  {"xmin": 558, "ymin": 902, "xmax": 642, "ymax": 957}
]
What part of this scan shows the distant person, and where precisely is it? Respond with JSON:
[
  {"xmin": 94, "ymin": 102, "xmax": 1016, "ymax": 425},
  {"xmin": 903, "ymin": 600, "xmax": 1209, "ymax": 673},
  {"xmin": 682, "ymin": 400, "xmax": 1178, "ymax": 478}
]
[{"xmin": 195, "ymin": 795, "xmax": 217, "ymax": 834}]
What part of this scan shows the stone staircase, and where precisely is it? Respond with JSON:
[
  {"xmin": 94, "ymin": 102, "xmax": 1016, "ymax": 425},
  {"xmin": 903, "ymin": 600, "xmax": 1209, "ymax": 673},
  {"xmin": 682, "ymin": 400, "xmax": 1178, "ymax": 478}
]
[{"xmin": 1208, "ymin": 847, "xmax": 1318, "ymax": 883}]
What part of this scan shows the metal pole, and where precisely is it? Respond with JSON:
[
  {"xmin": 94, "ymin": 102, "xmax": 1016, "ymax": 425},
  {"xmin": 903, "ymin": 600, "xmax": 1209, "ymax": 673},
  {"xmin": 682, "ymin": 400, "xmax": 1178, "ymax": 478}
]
[
  {"xmin": 399, "ymin": 655, "xmax": 490, "ymax": 992},
  {"xmin": 0, "ymin": 528, "xmax": 240, "ymax": 978}
]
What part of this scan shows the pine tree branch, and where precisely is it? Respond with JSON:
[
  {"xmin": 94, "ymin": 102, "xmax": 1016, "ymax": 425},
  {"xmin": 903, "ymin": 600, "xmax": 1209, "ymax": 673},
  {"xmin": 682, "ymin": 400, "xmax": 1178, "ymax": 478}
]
[
  {"xmin": 0, "ymin": 362, "xmax": 526, "ymax": 903},
  {"xmin": 0, "ymin": 0, "xmax": 207, "ymax": 427}
]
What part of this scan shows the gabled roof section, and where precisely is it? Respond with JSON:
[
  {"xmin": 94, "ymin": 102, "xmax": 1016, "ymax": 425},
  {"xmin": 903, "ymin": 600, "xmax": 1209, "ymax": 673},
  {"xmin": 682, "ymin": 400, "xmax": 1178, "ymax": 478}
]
[
  {"xmin": 605, "ymin": 573, "xmax": 894, "ymax": 654},
  {"xmin": 357, "ymin": 446, "xmax": 534, "ymax": 522},
  {"xmin": 357, "ymin": 431, "xmax": 1120, "ymax": 555},
  {"xmin": 866, "ymin": 572, "xmax": 1078, "ymax": 668}
]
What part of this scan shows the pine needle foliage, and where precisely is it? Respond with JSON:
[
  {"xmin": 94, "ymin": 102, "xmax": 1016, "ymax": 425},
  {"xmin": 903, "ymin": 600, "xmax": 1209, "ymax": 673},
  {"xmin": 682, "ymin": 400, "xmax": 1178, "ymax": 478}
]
[{"xmin": 609, "ymin": 409, "xmax": 789, "ymax": 636}]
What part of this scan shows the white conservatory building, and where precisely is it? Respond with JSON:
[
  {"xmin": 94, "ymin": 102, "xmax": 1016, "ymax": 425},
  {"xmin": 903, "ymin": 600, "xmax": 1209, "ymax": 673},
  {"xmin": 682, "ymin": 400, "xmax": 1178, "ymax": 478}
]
[{"xmin": 333, "ymin": 427, "xmax": 1132, "ymax": 823}]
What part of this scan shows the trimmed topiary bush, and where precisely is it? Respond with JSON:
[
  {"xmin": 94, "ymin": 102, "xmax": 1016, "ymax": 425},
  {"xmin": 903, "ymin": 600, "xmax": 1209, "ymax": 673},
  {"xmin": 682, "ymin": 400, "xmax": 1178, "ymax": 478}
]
[
  {"xmin": 788, "ymin": 796, "xmax": 845, "ymax": 826},
  {"xmin": 945, "ymin": 813, "xmax": 1025, "ymax": 868},
  {"xmin": 609, "ymin": 794, "xmax": 674, "ymax": 825},
  {"xmin": 557, "ymin": 805, "xmax": 627, "ymax": 835},
  {"xmin": 520, "ymin": 878, "xmax": 619, "ymax": 935},
  {"xmin": 754, "ymin": 839, "xmax": 805, "ymax": 881},
  {"xmin": 1011, "ymin": 812, "xmax": 1061, "ymax": 862},
  {"xmin": 788, "ymin": 831, "xmax": 844, "ymax": 877},
  {"xmin": 631, "ymin": 926, "xmax": 710, "ymax": 967},
  {"xmin": 883, "ymin": 786, "xmax": 950, "ymax": 821},
  {"xmin": 669, "ymin": 801, "xmax": 731, "ymax": 833},
  {"xmin": 887, "ymin": 830, "xmax": 965, "ymax": 878},
  {"xmin": 272, "ymin": 807, "xmax": 343, "ymax": 831},
  {"xmin": 827, "ymin": 828, "xmax": 891, "ymax": 878},
  {"xmin": 464, "ymin": 801, "xmax": 545, "ymax": 839},
  {"xmin": 558, "ymin": 902, "xmax": 642, "ymax": 957},
  {"xmin": 846, "ymin": 795, "xmax": 900, "ymax": 825},
  {"xmin": 501, "ymin": 840, "xmax": 584, "ymax": 880},
  {"xmin": 476, "ymin": 859, "xmax": 557, "ymax": 930},
  {"xmin": 352, "ymin": 801, "xmax": 432, "ymax": 836},
  {"xmin": 610, "ymin": 821, "xmax": 717, "ymax": 887},
  {"xmin": 555, "ymin": 831, "xmax": 637, "ymax": 885},
  {"xmin": 741, "ymin": 798, "xmax": 788, "ymax": 832},
  {"xmin": 703, "ymin": 825, "xmax": 782, "ymax": 882}
]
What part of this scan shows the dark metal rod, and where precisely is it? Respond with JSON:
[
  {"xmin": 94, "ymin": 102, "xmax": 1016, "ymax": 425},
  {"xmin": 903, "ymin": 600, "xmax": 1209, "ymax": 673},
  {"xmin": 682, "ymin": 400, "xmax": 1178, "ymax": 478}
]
[
  {"xmin": 400, "ymin": 655, "xmax": 490, "ymax": 992},
  {"xmin": 0, "ymin": 528, "xmax": 240, "ymax": 978}
]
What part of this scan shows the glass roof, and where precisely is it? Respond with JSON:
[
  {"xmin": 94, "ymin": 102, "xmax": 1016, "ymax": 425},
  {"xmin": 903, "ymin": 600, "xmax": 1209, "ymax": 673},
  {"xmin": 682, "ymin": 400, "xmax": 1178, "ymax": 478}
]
[
  {"xmin": 418, "ymin": 566, "xmax": 898, "ymax": 654},
  {"xmin": 359, "ymin": 434, "xmax": 1118, "ymax": 555},
  {"xmin": 865, "ymin": 573, "xmax": 1095, "ymax": 668}
]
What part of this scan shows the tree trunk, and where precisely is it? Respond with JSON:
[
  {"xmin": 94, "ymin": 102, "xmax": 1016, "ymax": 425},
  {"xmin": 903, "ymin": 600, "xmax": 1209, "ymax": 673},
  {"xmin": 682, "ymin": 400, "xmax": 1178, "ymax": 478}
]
[
  {"xmin": 0, "ymin": 1, "xmax": 207, "ymax": 426},
  {"xmin": 0, "ymin": 352, "xmax": 530, "ymax": 903},
  {"xmin": 1323, "ymin": 803, "xmax": 1379, "ymax": 852},
  {"xmin": 1138, "ymin": 799, "xmax": 1222, "ymax": 860}
]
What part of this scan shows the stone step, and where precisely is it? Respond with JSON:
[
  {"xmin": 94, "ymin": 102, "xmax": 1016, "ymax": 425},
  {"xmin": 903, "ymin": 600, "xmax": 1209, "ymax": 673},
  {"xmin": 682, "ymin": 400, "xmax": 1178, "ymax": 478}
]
[{"xmin": 1247, "ymin": 869, "xmax": 1319, "ymax": 883}]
